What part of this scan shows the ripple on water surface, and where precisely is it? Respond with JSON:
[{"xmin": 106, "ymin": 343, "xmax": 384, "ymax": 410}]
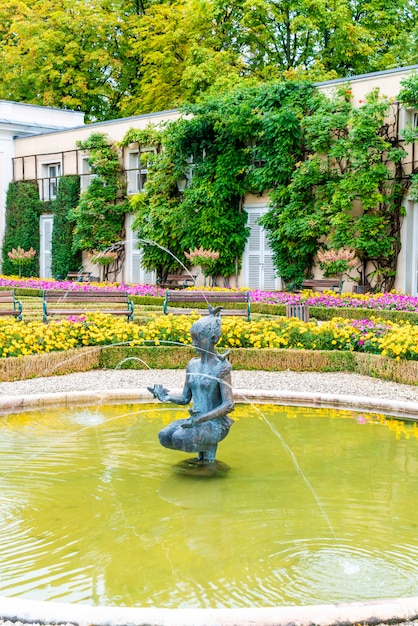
[{"xmin": 0, "ymin": 403, "xmax": 418, "ymax": 607}]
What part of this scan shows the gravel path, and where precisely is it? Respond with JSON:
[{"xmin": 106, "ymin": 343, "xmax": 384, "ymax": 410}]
[{"xmin": 0, "ymin": 368, "xmax": 417, "ymax": 403}]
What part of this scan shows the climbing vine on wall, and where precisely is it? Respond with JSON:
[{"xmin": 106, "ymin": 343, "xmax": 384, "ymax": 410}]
[
  {"xmin": 70, "ymin": 133, "xmax": 128, "ymax": 279},
  {"xmin": 122, "ymin": 81, "xmax": 412, "ymax": 291},
  {"xmin": 261, "ymin": 87, "xmax": 407, "ymax": 291},
  {"xmin": 120, "ymin": 126, "xmax": 185, "ymax": 280},
  {"xmin": 122, "ymin": 83, "xmax": 321, "ymax": 283}
]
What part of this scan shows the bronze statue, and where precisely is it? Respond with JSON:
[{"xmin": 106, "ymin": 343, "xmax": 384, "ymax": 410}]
[{"xmin": 148, "ymin": 306, "xmax": 234, "ymax": 464}]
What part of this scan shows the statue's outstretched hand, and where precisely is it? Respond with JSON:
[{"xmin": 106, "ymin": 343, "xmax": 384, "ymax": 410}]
[{"xmin": 147, "ymin": 384, "xmax": 170, "ymax": 402}]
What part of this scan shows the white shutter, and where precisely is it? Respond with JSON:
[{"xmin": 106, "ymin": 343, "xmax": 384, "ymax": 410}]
[
  {"xmin": 131, "ymin": 249, "xmax": 142, "ymax": 283},
  {"xmin": 263, "ymin": 254, "xmax": 277, "ymax": 290},
  {"xmin": 126, "ymin": 214, "xmax": 156, "ymax": 284},
  {"xmin": 243, "ymin": 206, "xmax": 280, "ymax": 290},
  {"xmin": 247, "ymin": 212, "xmax": 262, "ymax": 288},
  {"xmin": 40, "ymin": 215, "xmax": 53, "ymax": 278}
]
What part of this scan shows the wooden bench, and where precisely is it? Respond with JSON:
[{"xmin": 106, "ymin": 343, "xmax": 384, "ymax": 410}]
[
  {"xmin": 43, "ymin": 290, "xmax": 134, "ymax": 322},
  {"xmin": 0, "ymin": 290, "xmax": 23, "ymax": 321},
  {"xmin": 163, "ymin": 290, "xmax": 251, "ymax": 321},
  {"xmin": 66, "ymin": 271, "xmax": 92, "ymax": 282},
  {"xmin": 293, "ymin": 278, "xmax": 343, "ymax": 294},
  {"xmin": 157, "ymin": 274, "xmax": 197, "ymax": 289}
]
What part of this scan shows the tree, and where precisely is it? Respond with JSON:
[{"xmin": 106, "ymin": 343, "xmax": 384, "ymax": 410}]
[
  {"xmin": 0, "ymin": 0, "xmax": 137, "ymax": 121},
  {"xmin": 120, "ymin": 0, "xmax": 418, "ymax": 116},
  {"xmin": 119, "ymin": 0, "xmax": 245, "ymax": 115},
  {"xmin": 0, "ymin": 0, "xmax": 416, "ymax": 120}
]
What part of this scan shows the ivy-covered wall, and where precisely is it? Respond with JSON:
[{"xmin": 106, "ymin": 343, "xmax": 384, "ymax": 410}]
[{"xmin": 123, "ymin": 79, "xmax": 416, "ymax": 292}]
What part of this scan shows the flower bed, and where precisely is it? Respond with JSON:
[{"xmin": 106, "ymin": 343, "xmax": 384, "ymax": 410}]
[
  {"xmin": 0, "ymin": 312, "xmax": 417, "ymax": 361},
  {"xmin": 136, "ymin": 314, "xmax": 416, "ymax": 360},
  {"xmin": 0, "ymin": 275, "xmax": 163, "ymax": 297},
  {"xmin": 3, "ymin": 275, "xmax": 418, "ymax": 312},
  {"xmin": 251, "ymin": 289, "xmax": 418, "ymax": 312}
]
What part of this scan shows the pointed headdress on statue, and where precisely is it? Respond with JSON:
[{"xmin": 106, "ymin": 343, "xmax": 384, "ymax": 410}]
[{"xmin": 190, "ymin": 304, "xmax": 223, "ymax": 344}]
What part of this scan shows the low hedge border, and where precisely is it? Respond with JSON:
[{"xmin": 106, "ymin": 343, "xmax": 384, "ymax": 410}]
[
  {"xmin": 99, "ymin": 346, "xmax": 418, "ymax": 385},
  {"xmin": 0, "ymin": 345, "xmax": 415, "ymax": 385},
  {"xmin": 2, "ymin": 290, "xmax": 418, "ymax": 325},
  {"xmin": 0, "ymin": 347, "xmax": 101, "ymax": 382},
  {"xmin": 131, "ymin": 298, "xmax": 418, "ymax": 324}
]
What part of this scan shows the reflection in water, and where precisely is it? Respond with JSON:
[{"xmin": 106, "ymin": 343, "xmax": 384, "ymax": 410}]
[{"xmin": 0, "ymin": 403, "xmax": 418, "ymax": 607}]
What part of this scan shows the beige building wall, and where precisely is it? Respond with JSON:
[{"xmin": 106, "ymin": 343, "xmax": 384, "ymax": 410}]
[
  {"xmin": 13, "ymin": 109, "xmax": 180, "ymax": 179},
  {"xmin": 0, "ymin": 100, "xmax": 84, "ymax": 256},
  {"xmin": 317, "ymin": 66, "xmax": 417, "ymax": 102}
]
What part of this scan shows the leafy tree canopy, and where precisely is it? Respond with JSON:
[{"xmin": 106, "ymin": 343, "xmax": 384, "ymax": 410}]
[{"xmin": 0, "ymin": 0, "xmax": 417, "ymax": 119}]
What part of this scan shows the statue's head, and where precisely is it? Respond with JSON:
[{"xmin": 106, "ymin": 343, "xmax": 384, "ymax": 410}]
[{"xmin": 190, "ymin": 305, "xmax": 222, "ymax": 346}]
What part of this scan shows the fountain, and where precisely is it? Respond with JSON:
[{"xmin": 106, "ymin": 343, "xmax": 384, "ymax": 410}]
[{"xmin": 1, "ymin": 307, "xmax": 418, "ymax": 624}]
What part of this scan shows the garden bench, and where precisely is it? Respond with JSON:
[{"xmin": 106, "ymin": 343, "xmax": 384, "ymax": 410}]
[
  {"xmin": 163, "ymin": 290, "xmax": 251, "ymax": 321},
  {"xmin": 157, "ymin": 274, "xmax": 197, "ymax": 289},
  {"xmin": 0, "ymin": 290, "xmax": 23, "ymax": 321},
  {"xmin": 43, "ymin": 290, "xmax": 134, "ymax": 322},
  {"xmin": 66, "ymin": 271, "xmax": 92, "ymax": 282},
  {"xmin": 294, "ymin": 278, "xmax": 343, "ymax": 294}
]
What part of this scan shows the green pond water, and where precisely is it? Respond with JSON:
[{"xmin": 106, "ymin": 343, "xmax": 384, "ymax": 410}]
[{"xmin": 0, "ymin": 402, "xmax": 418, "ymax": 608}]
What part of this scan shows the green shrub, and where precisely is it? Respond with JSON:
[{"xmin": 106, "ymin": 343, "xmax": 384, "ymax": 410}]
[
  {"xmin": 51, "ymin": 175, "xmax": 82, "ymax": 278},
  {"xmin": 2, "ymin": 181, "xmax": 41, "ymax": 276}
]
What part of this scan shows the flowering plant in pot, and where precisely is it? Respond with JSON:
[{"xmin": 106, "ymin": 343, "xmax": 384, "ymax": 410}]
[
  {"xmin": 7, "ymin": 246, "xmax": 36, "ymax": 277},
  {"xmin": 184, "ymin": 247, "xmax": 220, "ymax": 286},
  {"xmin": 317, "ymin": 247, "xmax": 358, "ymax": 278}
]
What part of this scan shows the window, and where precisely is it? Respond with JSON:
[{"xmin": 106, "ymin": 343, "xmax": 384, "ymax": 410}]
[
  {"xmin": 127, "ymin": 148, "xmax": 156, "ymax": 194},
  {"xmin": 248, "ymin": 139, "xmax": 266, "ymax": 169},
  {"xmin": 400, "ymin": 107, "xmax": 418, "ymax": 135},
  {"xmin": 40, "ymin": 163, "xmax": 61, "ymax": 200},
  {"xmin": 80, "ymin": 156, "xmax": 96, "ymax": 193}
]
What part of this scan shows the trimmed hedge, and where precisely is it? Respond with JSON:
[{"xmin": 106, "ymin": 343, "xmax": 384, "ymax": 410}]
[
  {"xmin": 307, "ymin": 305, "xmax": 418, "ymax": 324},
  {"xmin": 51, "ymin": 175, "xmax": 82, "ymax": 279},
  {"xmin": 0, "ymin": 344, "xmax": 416, "ymax": 385},
  {"xmin": 98, "ymin": 346, "xmax": 418, "ymax": 386},
  {"xmin": 130, "ymin": 295, "xmax": 164, "ymax": 306},
  {"xmin": 129, "ymin": 298, "xmax": 418, "ymax": 325}
]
